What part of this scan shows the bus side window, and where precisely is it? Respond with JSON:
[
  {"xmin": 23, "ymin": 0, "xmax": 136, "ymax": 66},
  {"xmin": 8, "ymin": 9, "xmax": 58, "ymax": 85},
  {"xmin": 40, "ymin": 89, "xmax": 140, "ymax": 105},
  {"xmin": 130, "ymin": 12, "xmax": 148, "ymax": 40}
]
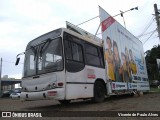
[
  {"xmin": 64, "ymin": 33, "xmax": 85, "ymax": 72},
  {"xmin": 85, "ymin": 43, "xmax": 101, "ymax": 67},
  {"xmin": 64, "ymin": 40, "xmax": 72, "ymax": 60},
  {"xmin": 72, "ymin": 42, "xmax": 83, "ymax": 62},
  {"xmin": 99, "ymin": 47, "xmax": 105, "ymax": 68}
]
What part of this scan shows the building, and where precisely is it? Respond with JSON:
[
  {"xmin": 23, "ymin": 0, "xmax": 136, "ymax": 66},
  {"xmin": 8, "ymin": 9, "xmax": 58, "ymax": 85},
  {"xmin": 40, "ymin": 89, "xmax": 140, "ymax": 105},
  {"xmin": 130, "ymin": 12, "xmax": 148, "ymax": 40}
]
[{"xmin": 0, "ymin": 75, "xmax": 21, "ymax": 97}]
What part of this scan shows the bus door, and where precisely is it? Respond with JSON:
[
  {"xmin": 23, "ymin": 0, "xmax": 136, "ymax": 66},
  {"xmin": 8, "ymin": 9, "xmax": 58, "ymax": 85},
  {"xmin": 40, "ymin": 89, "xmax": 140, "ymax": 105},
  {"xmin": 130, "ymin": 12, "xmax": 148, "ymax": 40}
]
[{"xmin": 64, "ymin": 34, "xmax": 86, "ymax": 99}]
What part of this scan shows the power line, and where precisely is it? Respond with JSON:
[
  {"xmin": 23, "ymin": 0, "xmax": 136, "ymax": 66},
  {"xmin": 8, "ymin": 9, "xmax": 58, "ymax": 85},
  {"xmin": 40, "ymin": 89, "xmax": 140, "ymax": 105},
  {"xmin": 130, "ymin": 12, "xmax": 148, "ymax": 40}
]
[
  {"xmin": 139, "ymin": 29, "xmax": 157, "ymax": 37},
  {"xmin": 3, "ymin": 60, "xmax": 24, "ymax": 65},
  {"xmin": 76, "ymin": 16, "xmax": 99, "ymax": 26},
  {"xmin": 151, "ymin": 35, "xmax": 158, "ymax": 39},
  {"xmin": 137, "ymin": 16, "xmax": 155, "ymax": 38},
  {"xmin": 143, "ymin": 29, "xmax": 157, "ymax": 45}
]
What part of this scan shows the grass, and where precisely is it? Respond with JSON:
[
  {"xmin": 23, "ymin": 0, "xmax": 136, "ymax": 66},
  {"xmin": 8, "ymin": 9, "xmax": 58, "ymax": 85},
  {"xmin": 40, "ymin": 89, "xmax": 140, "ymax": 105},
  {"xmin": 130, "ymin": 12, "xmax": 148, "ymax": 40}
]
[{"xmin": 150, "ymin": 87, "xmax": 160, "ymax": 92}]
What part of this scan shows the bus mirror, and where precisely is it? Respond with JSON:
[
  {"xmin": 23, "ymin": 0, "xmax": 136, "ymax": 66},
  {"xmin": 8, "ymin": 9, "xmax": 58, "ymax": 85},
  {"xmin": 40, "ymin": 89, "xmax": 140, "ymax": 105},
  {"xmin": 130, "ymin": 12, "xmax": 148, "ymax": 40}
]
[
  {"xmin": 15, "ymin": 52, "xmax": 25, "ymax": 66},
  {"xmin": 15, "ymin": 57, "xmax": 20, "ymax": 65}
]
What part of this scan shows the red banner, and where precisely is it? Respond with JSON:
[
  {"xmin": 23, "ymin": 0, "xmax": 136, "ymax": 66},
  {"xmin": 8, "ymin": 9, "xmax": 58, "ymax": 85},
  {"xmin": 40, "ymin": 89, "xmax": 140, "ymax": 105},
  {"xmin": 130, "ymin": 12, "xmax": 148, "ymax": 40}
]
[{"xmin": 101, "ymin": 16, "xmax": 115, "ymax": 32}]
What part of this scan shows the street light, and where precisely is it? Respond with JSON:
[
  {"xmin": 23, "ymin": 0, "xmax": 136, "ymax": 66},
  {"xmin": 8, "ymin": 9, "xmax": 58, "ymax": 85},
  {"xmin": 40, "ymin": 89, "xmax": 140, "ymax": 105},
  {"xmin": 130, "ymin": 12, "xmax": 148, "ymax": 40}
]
[
  {"xmin": 113, "ymin": 7, "xmax": 138, "ymax": 17},
  {"xmin": 95, "ymin": 6, "xmax": 139, "ymax": 36},
  {"xmin": 120, "ymin": 10, "xmax": 127, "ymax": 28},
  {"xmin": 118, "ymin": 7, "xmax": 138, "ymax": 29}
]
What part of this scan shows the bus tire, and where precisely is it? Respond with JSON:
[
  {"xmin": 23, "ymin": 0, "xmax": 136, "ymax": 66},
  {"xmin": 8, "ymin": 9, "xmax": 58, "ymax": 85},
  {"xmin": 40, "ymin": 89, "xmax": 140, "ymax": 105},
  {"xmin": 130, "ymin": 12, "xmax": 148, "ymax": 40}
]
[
  {"xmin": 92, "ymin": 81, "xmax": 105, "ymax": 103},
  {"xmin": 130, "ymin": 92, "xmax": 134, "ymax": 97},
  {"xmin": 59, "ymin": 100, "xmax": 71, "ymax": 105}
]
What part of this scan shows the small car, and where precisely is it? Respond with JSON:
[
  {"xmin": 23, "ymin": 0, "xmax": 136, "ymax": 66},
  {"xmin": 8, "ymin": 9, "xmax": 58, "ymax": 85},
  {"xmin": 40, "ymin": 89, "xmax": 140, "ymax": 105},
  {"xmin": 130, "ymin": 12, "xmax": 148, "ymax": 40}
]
[
  {"xmin": 2, "ymin": 90, "xmax": 11, "ymax": 97},
  {"xmin": 10, "ymin": 93, "xmax": 21, "ymax": 99}
]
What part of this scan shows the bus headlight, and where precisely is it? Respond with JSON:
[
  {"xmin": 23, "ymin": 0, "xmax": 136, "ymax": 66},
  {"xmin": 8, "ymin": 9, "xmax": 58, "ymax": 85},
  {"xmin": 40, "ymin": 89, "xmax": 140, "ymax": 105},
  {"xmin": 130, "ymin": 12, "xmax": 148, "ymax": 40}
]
[{"xmin": 46, "ymin": 83, "xmax": 56, "ymax": 90}]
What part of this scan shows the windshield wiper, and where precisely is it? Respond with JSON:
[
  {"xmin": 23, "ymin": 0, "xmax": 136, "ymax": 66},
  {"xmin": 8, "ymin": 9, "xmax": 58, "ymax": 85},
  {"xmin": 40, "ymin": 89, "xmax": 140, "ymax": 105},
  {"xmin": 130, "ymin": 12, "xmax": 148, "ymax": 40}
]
[
  {"xmin": 39, "ymin": 38, "xmax": 52, "ymax": 57},
  {"xmin": 30, "ymin": 38, "xmax": 52, "ymax": 61},
  {"xmin": 30, "ymin": 46, "xmax": 37, "ymax": 61}
]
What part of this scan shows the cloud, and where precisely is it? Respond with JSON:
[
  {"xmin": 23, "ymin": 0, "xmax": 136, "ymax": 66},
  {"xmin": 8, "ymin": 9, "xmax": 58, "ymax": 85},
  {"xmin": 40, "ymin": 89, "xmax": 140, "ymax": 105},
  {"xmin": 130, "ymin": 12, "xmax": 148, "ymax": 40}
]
[{"xmin": 0, "ymin": 0, "xmax": 159, "ymax": 78}]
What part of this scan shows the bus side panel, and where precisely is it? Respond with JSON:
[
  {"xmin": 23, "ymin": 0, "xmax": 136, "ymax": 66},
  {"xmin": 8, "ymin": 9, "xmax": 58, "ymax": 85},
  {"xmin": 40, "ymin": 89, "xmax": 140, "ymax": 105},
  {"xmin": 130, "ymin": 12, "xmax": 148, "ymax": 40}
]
[
  {"xmin": 85, "ymin": 66, "xmax": 106, "ymax": 84},
  {"xmin": 65, "ymin": 68, "xmax": 88, "ymax": 99},
  {"xmin": 66, "ymin": 84, "xmax": 93, "ymax": 100},
  {"xmin": 65, "ymin": 66, "xmax": 106, "ymax": 100},
  {"xmin": 85, "ymin": 66, "xmax": 106, "ymax": 98}
]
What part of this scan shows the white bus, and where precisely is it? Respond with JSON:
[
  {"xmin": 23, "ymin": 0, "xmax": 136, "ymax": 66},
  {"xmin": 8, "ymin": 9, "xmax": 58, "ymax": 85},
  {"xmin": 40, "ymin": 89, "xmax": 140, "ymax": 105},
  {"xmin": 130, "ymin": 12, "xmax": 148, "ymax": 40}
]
[
  {"xmin": 16, "ymin": 28, "xmax": 107, "ymax": 103},
  {"xmin": 16, "ymin": 7, "xmax": 150, "ymax": 104}
]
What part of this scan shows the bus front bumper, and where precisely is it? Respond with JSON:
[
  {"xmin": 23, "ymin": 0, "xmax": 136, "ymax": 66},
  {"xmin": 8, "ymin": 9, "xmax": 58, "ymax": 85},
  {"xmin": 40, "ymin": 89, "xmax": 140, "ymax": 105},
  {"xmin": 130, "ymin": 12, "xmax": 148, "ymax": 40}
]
[{"xmin": 20, "ymin": 88, "xmax": 64, "ymax": 101}]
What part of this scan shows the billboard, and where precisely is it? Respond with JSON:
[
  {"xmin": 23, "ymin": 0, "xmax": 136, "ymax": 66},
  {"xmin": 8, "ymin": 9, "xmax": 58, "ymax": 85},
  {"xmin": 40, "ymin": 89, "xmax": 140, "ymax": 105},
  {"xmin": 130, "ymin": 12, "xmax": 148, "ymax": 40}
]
[{"xmin": 99, "ymin": 7, "xmax": 149, "ymax": 90}]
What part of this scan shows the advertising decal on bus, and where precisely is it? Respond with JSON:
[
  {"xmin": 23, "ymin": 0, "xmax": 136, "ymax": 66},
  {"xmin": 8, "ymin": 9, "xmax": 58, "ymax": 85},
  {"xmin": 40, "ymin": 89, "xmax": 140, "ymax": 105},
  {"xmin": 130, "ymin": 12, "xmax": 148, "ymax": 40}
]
[{"xmin": 99, "ymin": 7, "xmax": 149, "ymax": 91}]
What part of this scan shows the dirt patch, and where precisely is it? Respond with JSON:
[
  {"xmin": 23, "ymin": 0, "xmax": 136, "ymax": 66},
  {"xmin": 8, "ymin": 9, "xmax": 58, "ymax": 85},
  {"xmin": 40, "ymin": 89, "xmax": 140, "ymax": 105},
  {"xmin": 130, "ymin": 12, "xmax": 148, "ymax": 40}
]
[{"xmin": 0, "ymin": 92, "xmax": 160, "ymax": 119}]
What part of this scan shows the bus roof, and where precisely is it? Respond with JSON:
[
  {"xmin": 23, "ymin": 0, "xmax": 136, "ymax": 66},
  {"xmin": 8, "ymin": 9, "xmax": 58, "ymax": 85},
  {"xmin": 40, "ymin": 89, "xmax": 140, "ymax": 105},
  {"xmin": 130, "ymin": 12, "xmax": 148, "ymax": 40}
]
[
  {"xmin": 27, "ymin": 28, "xmax": 103, "ymax": 48},
  {"xmin": 62, "ymin": 28, "xmax": 103, "ymax": 47}
]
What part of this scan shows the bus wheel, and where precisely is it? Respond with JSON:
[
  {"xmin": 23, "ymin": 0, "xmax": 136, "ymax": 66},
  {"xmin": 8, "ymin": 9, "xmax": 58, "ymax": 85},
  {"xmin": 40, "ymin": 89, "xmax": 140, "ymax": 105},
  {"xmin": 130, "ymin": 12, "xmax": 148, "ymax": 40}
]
[
  {"xmin": 130, "ymin": 92, "xmax": 134, "ymax": 97},
  {"xmin": 92, "ymin": 81, "xmax": 105, "ymax": 103},
  {"xmin": 59, "ymin": 100, "xmax": 71, "ymax": 105}
]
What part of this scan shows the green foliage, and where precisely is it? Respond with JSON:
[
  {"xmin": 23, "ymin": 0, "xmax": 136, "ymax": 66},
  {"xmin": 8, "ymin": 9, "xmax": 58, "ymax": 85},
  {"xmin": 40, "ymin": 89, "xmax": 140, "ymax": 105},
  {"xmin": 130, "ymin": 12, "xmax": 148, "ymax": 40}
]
[
  {"xmin": 145, "ymin": 45, "xmax": 160, "ymax": 81},
  {"xmin": 150, "ymin": 87, "xmax": 160, "ymax": 92}
]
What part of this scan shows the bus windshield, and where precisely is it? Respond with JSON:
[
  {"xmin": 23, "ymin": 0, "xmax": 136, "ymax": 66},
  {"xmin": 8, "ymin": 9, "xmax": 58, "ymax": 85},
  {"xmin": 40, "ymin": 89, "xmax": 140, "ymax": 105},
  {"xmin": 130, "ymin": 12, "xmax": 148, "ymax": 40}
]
[{"xmin": 23, "ymin": 37, "xmax": 63, "ymax": 77}]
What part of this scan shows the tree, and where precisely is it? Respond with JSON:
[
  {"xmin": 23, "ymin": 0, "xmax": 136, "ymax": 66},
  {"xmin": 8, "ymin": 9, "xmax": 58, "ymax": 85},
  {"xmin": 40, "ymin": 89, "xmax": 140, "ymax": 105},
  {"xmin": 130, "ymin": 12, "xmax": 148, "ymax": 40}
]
[{"xmin": 145, "ymin": 45, "xmax": 160, "ymax": 82}]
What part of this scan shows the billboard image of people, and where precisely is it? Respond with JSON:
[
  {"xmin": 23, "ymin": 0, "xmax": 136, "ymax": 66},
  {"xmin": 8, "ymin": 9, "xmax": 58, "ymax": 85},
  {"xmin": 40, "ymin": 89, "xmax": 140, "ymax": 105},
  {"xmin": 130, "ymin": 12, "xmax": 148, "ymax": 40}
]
[
  {"xmin": 99, "ymin": 6, "xmax": 148, "ymax": 85},
  {"xmin": 105, "ymin": 37, "xmax": 115, "ymax": 81},
  {"xmin": 129, "ymin": 49, "xmax": 137, "ymax": 75},
  {"xmin": 113, "ymin": 40, "xmax": 122, "ymax": 82}
]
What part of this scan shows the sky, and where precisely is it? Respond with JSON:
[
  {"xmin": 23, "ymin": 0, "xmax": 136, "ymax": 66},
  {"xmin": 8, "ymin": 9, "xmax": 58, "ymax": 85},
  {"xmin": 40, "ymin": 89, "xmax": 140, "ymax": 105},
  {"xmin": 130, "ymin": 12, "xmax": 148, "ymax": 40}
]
[{"xmin": 0, "ymin": 0, "xmax": 160, "ymax": 79}]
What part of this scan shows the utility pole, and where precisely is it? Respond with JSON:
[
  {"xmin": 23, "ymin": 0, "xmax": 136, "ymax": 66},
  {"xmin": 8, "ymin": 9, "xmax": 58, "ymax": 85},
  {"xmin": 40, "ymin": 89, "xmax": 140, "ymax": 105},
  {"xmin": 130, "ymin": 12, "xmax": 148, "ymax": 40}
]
[
  {"xmin": 0, "ymin": 58, "xmax": 2, "ymax": 97},
  {"xmin": 154, "ymin": 4, "xmax": 160, "ymax": 41}
]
